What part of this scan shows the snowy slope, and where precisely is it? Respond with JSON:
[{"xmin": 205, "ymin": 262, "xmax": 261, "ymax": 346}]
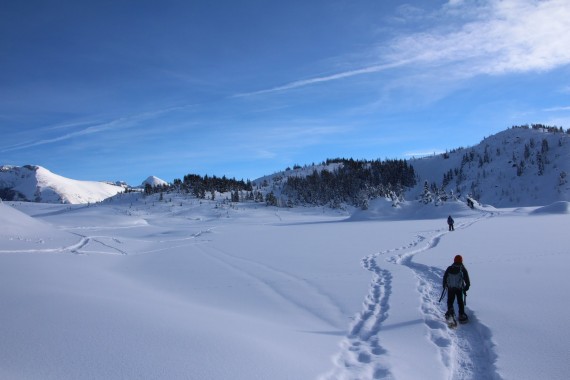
[
  {"xmin": 0, "ymin": 165, "xmax": 124, "ymax": 204},
  {"xmin": 0, "ymin": 201, "xmax": 80, "ymax": 252},
  {"xmin": 254, "ymin": 127, "xmax": 570, "ymax": 208},
  {"xmin": 408, "ymin": 127, "xmax": 570, "ymax": 207},
  {"xmin": 1, "ymin": 194, "xmax": 568, "ymax": 380}
]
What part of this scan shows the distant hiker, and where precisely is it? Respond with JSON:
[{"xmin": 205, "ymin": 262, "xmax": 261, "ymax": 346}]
[
  {"xmin": 443, "ymin": 255, "xmax": 470, "ymax": 323},
  {"xmin": 447, "ymin": 215, "xmax": 455, "ymax": 231}
]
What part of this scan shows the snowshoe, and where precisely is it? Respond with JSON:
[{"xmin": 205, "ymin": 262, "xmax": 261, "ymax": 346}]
[
  {"xmin": 458, "ymin": 313, "xmax": 469, "ymax": 324},
  {"xmin": 445, "ymin": 312, "xmax": 457, "ymax": 328}
]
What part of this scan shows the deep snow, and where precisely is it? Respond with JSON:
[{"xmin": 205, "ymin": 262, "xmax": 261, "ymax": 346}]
[{"xmin": 0, "ymin": 194, "xmax": 569, "ymax": 380}]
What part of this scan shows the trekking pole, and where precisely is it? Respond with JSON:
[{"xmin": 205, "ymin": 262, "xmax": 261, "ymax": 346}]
[
  {"xmin": 463, "ymin": 290, "xmax": 467, "ymax": 306},
  {"xmin": 438, "ymin": 287, "xmax": 447, "ymax": 303}
]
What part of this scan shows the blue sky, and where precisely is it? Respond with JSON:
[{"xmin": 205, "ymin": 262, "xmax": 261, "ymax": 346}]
[{"xmin": 1, "ymin": 0, "xmax": 570, "ymax": 185}]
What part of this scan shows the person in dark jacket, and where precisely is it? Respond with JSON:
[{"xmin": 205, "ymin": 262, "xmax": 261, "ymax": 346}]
[
  {"xmin": 443, "ymin": 254, "xmax": 470, "ymax": 322},
  {"xmin": 447, "ymin": 215, "xmax": 454, "ymax": 231}
]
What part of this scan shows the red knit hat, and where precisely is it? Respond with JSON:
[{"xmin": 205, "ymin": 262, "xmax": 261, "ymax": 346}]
[{"xmin": 454, "ymin": 255, "xmax": 463, "ymax": 264}]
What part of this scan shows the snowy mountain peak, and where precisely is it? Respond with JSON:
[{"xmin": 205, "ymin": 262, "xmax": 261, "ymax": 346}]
[
  {"xmin": 0, "ymin": 165, "xmax": 124, "ymax": 204},
  {"xmin": 141, "ymin": 176, "xmax": 168, "ymax": 188}
]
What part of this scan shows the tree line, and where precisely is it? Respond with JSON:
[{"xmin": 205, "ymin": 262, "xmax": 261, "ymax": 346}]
[
  {"xmin": 142, "ymin": 174, "xmax": 253, "ymax": 200},
  {"xmin": 282, "ymin": 158, "xmax": 416, "ymax": 208},
  {"xmin": 512, "ymin": 124, "xmax": 570, "ymax": 134}
]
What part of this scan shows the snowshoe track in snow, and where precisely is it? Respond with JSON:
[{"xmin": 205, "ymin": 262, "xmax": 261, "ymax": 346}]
[
  {"xmin": 324, "ymin": 212, "xmax": 502, "ymax": 380},
  {"xmin": 321, "ymin": 255, "xmax": 393, "ymax": 380}
]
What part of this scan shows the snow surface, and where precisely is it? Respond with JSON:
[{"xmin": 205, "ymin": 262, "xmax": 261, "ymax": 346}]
[{"xmin": 1, "ymin": 194, "xmax": 569, "ymax": 380}]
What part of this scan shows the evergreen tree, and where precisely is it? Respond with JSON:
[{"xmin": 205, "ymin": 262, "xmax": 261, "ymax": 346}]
[
  {"xmin": 541, "ymin": 138, "xmax": 549, "ymax": 154},
  {"xmin": 231, "ymin": 190, "xmax": 240, "ymax": 202},
  {"xmin": 421, "ymin": 180, "xmax": 433, "ymax": 204},
  {"xmin": 537, "ymin": 152, "xmax": 545, "ymax": 176},
  {"xmin": 517, "ymin": 160, "xmax": 525, "ymax": 176},
  {"xmin": 265, "ymin": 191, "xmax": 277, "ymax": 206},
  {"xmin": 144, "ymin": 183, "xmax": 153, "ymax": 196},
  {"xmin": 524, "ymin": 144, "xmax": 531, "ymax": 160}
]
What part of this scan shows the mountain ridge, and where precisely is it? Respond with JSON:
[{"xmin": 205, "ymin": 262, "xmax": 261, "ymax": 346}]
[
  {"xmin": 0, "ymin": 165, "xmax": 125, "ymax": 204},
  {"xmin": 2, "ymin": 126, "xmax": 569, "ymax": 207},
  {"xmin": 253, "ymin": 126, "xmax": 570, "ymax": 208}
]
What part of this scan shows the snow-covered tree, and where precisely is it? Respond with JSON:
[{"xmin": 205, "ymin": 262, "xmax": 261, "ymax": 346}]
[{"xmin": 420, "ymin": 181, "xmax": 433, "ymax": 204}]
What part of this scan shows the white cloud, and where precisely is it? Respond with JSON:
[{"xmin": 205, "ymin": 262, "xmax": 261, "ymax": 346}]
[
  {"xmin": 239, "ymin": 0, "xmax": 570, "ymax": 96},
  {"xmin": 388, "ymin": 0, "xmax": 570, "ymax": 76}
]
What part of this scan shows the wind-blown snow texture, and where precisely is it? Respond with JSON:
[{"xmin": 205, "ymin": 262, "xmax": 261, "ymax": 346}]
[{"xmin": 1, "ymin": 194, "xmax": 568, "ymax": 380}]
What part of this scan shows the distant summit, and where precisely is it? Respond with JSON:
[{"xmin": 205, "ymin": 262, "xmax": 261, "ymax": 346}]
[
  {"xmin": 0, "ymin": 165, "xmax": 124, "ymax": 204},
  {"xmin": 141, "ymin": 176, "xmax": 168, "ymax": 188}
]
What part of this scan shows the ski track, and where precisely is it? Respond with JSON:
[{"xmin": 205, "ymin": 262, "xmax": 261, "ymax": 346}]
[
  {"xmin": 323, "ymin": 211, "xmax": 503, "ymax": 380},
  {"xmin": 0, "ymin": 228, "xmax": 213, "ymax": 256},
  {"xmin": 197, "ymin": 244, "xmax": 348, "ymax": 329}
]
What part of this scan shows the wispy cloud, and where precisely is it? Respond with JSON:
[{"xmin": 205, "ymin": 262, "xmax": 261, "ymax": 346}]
[
  {"xmin": 236, "ymin": 0, "xmax": 570, "ymax": 97},
  {"xmin": 221, "ymin": 122, "xmax": 352, "ymax": 160},
  {"xmin": 234, "ymin": 60, "xmax": 413, "ymax": 97},
  {"xmin": 0, "ymin": 104, "xmax": 195, "ymax": 153},
  {"xmin": 388, "ymin": 0, "xmax": 570, "ymax": 76},
  {"xmin": 1, "ymin": 118, "xmax": 129, "ymax": 153},
  {"xmin": 543, "ymin": 106, "xmax": 570, "ymax": 112}
]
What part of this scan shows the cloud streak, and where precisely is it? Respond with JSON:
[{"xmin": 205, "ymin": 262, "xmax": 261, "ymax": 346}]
[
  {"xmin": 1, "ymin": 118, "xmax": 130, "ymax": 153},
  {"xmin": 234, "ymin": 60, "xmax": 413, "ymax": 97},
  {"xmin": 237, "ymin": 0, "xmax": 570, "ymax": 97},
  {"xmin": 1, "ymin": 104, "xmax": 195, "ymax": 153},
  {"xmin": 543, "ymin": 106, "xmax": 570, "ymax": 112}
]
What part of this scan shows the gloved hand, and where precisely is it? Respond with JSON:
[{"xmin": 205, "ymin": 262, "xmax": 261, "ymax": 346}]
[{"xmin": 464, "ymin": 285, "xmax": 469, "ymax": 292}]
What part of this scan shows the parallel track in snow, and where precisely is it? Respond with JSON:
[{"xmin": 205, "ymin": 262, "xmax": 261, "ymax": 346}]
[{"xmin": 323, "ymin": 211, "xmax": 503, "ymax": 380}]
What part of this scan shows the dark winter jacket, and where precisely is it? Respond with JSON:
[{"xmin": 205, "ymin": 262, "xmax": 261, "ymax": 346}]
[
  {"xmin": 443, "ymin": 263, "xmax": 470, "ymax": 290},
  {"xmin": 447, "ymin": 216, "xmax": 454, "ymax": 225}
]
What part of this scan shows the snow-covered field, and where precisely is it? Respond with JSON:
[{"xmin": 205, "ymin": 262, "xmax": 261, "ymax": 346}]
[{"xmin": 0, "ymin": 195, "xmax": 568, "ymax": 380}]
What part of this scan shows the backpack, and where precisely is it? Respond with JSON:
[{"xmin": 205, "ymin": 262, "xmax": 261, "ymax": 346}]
[{"xmin": 446, "ymin": 265, "xmax": 464, "ymax": 289}]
